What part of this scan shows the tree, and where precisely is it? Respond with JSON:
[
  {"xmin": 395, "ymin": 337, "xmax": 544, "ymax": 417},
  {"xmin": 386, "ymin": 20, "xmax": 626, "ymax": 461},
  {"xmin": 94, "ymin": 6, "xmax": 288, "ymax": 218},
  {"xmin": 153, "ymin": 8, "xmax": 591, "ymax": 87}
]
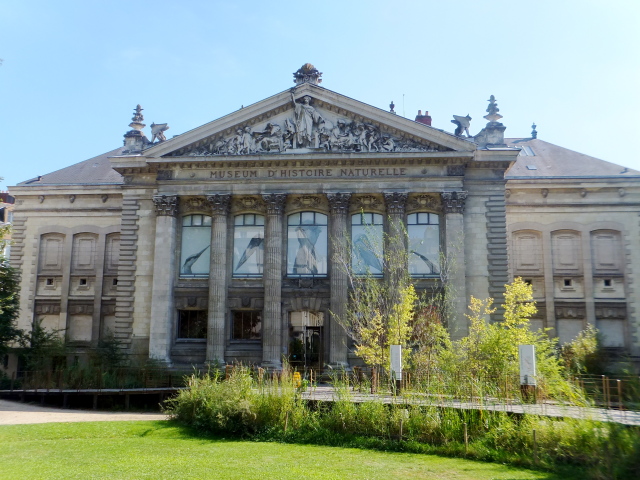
[
  {"xmin": 0, "ymin": 223, "xmax": 22, "ymax": 357},
  {"xmin": 454, "ymin": 277, "xmax": 575, "ymax": 399},
  {"xmin": 334, "ymin": 220, "xmax": 422, "ymax": 373}
]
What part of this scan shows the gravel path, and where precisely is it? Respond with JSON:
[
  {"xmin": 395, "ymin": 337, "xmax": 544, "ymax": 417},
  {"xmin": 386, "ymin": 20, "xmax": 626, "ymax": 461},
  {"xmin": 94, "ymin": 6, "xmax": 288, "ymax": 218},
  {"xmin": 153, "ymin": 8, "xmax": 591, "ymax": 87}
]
[{"xmin": 0, "ymin": 399, "xmax": 167, "ymax": 425}]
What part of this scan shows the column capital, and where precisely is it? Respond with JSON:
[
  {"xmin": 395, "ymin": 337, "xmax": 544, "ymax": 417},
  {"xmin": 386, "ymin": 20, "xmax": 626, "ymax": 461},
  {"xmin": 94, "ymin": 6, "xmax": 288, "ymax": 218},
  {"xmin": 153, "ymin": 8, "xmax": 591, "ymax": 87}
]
[
  {"xmin": 383, "ymin": 192, "xmax": 408, "ymax": 215},
  {"xmin": 440, "ymin": 191, "xmax": 468, "ymax": 214},
  {"xmin": 206, "ymin": 194, "xmax": 232, "ymax": 216},
  {"xmin": 327, "ymin": 192, "xmax": 352, "ymax": 215},
  {"xmin": 262, "ymin": 193, "xmax": 287, "ymax": 214},
  {"xmin": 152, "ymin": 195, "xmax": 179, "ymax": 216}
]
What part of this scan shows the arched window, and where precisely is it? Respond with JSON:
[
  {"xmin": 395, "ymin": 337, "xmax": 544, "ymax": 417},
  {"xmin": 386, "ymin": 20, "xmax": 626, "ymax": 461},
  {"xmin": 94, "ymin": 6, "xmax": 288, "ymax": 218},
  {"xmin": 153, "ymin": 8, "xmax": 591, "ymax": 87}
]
[
  {"xmin": 287, "ymin": 212, "xmax": 328, "ymax": 276},
  {"xmin": 351, "ymin": 212, "xmax": 383, "ymax": 276},
  {"xmin": 180, "ymin": 214, "xmax": 212, "ymax": 277},
  {"xmin": 233, "ymin": 214, "xmax": 265, "ymax": 277},
  {"xmin": 407, "ymin": 213, "xmax": 440, "ymax": 276}
]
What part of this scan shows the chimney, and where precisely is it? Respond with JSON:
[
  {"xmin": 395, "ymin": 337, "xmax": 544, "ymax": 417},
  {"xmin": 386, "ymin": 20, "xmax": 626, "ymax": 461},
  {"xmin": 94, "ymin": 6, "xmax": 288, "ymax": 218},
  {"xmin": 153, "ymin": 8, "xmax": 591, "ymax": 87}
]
[{"xmin": 415, "ymin": 110, "xmax": 432, "ymax": 126}]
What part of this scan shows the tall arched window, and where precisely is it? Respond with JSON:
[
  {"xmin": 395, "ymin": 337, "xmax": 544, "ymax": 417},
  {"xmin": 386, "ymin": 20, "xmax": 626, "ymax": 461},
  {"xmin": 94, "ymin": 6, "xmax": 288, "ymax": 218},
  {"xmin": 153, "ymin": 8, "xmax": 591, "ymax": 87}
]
[
  {"xmin": 407, "ymin": 212, "xmax": 440, "ymax": 276},
  {"xmin": 180, "ymin": 214, "xmax": 212, "ymax": 277},
  {"xmin": 287, "ymin": 212, "xmax": 328, "ymax": 276},
  {"xmin": 233, "ymin": 214, "xmax": 265, "ymax": 277},
  {"xmin": 351, "ymin": 212, "xmax": 383, "ymax": 275}
]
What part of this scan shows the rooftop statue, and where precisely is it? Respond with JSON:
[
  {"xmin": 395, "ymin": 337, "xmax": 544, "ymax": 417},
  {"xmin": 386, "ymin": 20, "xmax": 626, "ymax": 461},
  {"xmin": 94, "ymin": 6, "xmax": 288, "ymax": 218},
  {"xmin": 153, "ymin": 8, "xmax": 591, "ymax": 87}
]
[{"xmin": 451, "ymin": 114, "xmax": 472, "ymax": 137}]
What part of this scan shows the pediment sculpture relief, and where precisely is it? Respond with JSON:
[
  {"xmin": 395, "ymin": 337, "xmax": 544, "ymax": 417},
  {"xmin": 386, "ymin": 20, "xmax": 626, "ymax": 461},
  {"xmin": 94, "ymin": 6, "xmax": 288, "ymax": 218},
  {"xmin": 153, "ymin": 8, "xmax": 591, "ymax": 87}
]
[{"xmin": 168, "ymin": 95, "xmax": 451, "ymax": 157}]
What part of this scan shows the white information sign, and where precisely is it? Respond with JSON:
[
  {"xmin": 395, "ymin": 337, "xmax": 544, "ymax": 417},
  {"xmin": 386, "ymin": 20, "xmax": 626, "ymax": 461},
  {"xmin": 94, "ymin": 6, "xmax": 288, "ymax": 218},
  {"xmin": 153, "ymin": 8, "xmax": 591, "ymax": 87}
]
[
  {"xmin": 518, "ymin": 344, "xmax": 537, "ymax": 386},
  {"xmin": 390, "ymin": 345, "xmax": 402, "ymax": 381}
]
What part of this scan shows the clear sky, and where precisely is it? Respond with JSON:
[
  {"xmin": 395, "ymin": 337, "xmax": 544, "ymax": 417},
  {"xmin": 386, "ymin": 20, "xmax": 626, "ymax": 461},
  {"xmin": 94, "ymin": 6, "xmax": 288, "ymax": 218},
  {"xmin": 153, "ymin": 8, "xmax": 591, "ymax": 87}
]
[{"xmin": 1, "ymin": 0, "xmax": 639, "ymax": 190}]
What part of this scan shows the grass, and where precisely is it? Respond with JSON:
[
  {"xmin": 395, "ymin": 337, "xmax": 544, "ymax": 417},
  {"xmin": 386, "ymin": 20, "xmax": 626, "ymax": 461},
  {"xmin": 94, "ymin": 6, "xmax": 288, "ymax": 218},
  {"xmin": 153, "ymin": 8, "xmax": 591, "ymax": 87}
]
[{"xmin": 0, "ymin": 420, "xmax": 572, "ymax": 480}]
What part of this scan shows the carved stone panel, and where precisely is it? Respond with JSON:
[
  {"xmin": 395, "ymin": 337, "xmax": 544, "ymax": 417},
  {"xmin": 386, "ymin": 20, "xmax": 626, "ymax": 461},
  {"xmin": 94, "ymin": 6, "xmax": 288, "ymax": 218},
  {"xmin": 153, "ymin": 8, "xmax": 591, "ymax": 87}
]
[
  {"xmin": 232, "ymin": 196, "xmax": 266, "ymax": 213},
  {"xmin": 157, "ymin": 170, "xmax": 174, "ymax": 181},
  {"xmin": 351, "ymin": 194, "xmax": 383, "ymax": 212},
  {"xmin": 153, "ymin": 195, "xmax": 179, "ymax": 216},
  {"xmin": 206, "ymin": 194, "xmax": 232, "ymax": 216},
  {"xmin": 383, "ymin": 192, "xmax": 408, "ymax": 215},
  {"xmin": 446, "ymin": 165, "xmax": 466, "ymax": 176},
  {"xmin": 327, "ymin": 193, "xmax": 352, "ymax": 215},
  {"xmin": 291, "ymin": 195, "xmax": 323, "ymax": 210},
  {"xmin": 407, "ymin": 194, "xmax": 440, "ymax": 213},
  {"xmin": 34, "ymin": 302, "xmax": 61, "ymax": 315},
  {"xmin": 262, "ymin": 194, "xmax": 287, "ymax": 215},
  {"xmin": 182, "ymin": 197, "xmax": 209, "ymax": 213},
  {"xmin": 440, "ymin": 191, "xmax": 468, "ymax": 214},
  {"xmin": 166, "ymin": 96, "xmax": 453, "ymax": 158}
]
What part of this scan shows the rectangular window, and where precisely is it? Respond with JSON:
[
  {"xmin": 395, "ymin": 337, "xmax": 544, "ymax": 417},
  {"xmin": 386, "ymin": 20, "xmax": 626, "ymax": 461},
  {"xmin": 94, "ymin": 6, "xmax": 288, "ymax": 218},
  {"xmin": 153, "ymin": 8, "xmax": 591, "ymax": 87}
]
[
  {"xmin": 407, "ymin": 212, "xmax": 440, "ymax": 276},
  {"xmin": 232, "ymin": 311, "xmax": 262, "ymax": 340},
  {"xmin": 177, "ymin": 310, "xmax": 207, "ymax": 339}
]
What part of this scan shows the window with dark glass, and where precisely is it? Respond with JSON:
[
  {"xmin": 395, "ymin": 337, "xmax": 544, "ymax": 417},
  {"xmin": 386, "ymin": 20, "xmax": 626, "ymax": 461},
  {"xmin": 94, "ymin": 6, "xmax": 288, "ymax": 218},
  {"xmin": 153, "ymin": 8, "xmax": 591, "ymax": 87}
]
[
  {"xmin": 232, "ymin": 311, "xmax": 262, "ymax": 340},
  {"xmin": 233, "ymin": 214, "xmax": 265, "ymax": 277},
  {"xmin": 407, "ymin": 212, "xmax": 440, "ymax": 276},
  {"xmin": 287, "ymin": 212, "xmax": 328, "ymax": 276},
  {"xmin": 351, "ymin": 212, "xmax": 384, "ymax": 276},
  {"xmin": 177, "ymin": 310, "xmax": 207, "ymax": 339},
  {"xmin": 180, "ymin": 214, "xmax": 212, "ymax": 277}
]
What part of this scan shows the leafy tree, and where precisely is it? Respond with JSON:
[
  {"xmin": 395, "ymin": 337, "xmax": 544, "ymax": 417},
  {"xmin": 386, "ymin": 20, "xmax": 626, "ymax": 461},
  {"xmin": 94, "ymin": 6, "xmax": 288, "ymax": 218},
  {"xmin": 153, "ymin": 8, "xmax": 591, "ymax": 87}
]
[
  {"xmin": 561, "ymin": 324, "xmax": 603, "ymax": 375},
  {"xmin": 454, "ymin": 278, "xmax": 576, "ymax": 400},
  {"xmin": 0, "ymin": 223, "xmax": 22, "ymax": 357},
  {"xmin": 335, "ymin": 220, "xmax": 419, "ymax": 373}
]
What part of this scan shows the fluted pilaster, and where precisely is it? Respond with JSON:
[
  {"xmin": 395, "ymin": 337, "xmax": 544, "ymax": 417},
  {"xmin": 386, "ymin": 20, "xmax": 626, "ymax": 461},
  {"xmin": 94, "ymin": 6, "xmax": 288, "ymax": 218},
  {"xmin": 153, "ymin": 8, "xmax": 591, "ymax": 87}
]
[
  {"xmin": 384, "ymin": 192, "xmax": 408, "ymax": 295},
  {"xmin": 206, "ymin": 194, "xmax": 231, "ymax": 362},
  {"xmin": 327, "ymin": 192, "xmax": 352, "ymax": 366},
  {"xmin": 440, "ymin": 191, "xmax": 468, "ymax": 339},
  {"xmin": 261, "ymin": 194, "xmax": 287, "ymax": 368},
  {"xmin": 149, "ymin": 195, "xmax": 179, "ymax": 362}
]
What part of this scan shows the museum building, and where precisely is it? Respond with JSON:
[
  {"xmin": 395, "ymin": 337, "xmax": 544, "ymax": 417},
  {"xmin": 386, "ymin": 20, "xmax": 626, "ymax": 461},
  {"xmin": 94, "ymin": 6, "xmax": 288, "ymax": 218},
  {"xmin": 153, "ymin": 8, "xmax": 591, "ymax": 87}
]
[{"xmin": 6, "ymin": 64, "xmax": 640, "ymax": 369}]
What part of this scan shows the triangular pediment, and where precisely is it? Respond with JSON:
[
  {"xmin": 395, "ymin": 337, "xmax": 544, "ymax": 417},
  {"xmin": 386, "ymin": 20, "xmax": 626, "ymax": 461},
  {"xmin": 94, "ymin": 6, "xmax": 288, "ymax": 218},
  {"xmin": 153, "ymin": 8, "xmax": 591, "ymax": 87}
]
[{"xmin": 143, "ymin": 83, "xmax": 475, "ymax": 159}]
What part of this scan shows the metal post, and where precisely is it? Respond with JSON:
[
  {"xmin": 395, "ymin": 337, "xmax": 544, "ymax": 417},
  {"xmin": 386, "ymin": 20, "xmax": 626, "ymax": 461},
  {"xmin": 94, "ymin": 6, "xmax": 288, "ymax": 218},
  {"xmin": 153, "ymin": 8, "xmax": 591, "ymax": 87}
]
[{"xmin": 464, "ymin": 423, "xmax": 468, "ymax": 454}]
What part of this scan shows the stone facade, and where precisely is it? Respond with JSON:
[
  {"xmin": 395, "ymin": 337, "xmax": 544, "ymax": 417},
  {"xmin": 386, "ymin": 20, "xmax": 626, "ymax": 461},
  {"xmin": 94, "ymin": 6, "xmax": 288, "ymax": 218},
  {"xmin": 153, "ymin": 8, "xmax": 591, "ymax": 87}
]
[{"xmin": 6, "ymin": 67, "xmax": 640, "ymax": 370}]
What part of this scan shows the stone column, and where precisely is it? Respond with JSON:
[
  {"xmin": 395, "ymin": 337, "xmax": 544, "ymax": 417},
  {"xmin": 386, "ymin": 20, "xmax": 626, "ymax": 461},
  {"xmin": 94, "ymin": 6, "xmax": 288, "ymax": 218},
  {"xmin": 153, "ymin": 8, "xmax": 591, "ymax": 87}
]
[
  {"xmin": 441, "ymin": 191, "xmax": 468, "ymax": 339},
  {"xmin": 206, "ymin": 194, "xmax": 231, "ymax": 363},
  {"xmin": 327, "ymin": 193, "xmax": 352, "ymax": 367},
  {"xmin": 261, "ymin": 194, "xmax": 287, "ymax": 368},
  {"xmin": 149, "ymin": 195, "xmax": 179, "ymax": 362},
  {"xmin": 383, "ymin": 192, "xmax": 408, "ymax": 300}
]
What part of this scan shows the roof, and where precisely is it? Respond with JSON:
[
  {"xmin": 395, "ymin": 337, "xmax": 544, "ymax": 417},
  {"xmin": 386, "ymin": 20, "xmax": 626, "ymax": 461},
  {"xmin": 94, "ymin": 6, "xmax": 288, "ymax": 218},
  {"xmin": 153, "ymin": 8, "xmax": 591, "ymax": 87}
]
[
  {"xmin": 17, "ymin": 147, "xmax": 125, "ymax": 186},
  {"xmin": 505, "ymin": 138, "xmax": 640, "ymax": 179}
]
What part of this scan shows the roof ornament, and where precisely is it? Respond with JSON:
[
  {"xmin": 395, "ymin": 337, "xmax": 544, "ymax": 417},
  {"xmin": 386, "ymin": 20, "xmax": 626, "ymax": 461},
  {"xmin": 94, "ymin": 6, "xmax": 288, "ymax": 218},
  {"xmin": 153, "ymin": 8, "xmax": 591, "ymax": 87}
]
[
  {"xmin": 484, "ymin": 95, "xmax": 503, "ymax": 124},
  {"xmin": 123, "ymin": 104, "xmax": 150, "ymax": 153},
  {"xmin": 451, "ymin": 114, "xmax": 472, "ymax": 137},
  {"xmin": 473, "ymin": 95, "xmax": 507, "ymax": 148},
  {"xmin": 390, "ymin": 101, "xmax": 396, "ymax": 114},
  {"xmin": 293, "ymin": 63, "xmax": 322, "ymax": 85},
  {"xmin": 531, "ymin": 122, "xmax": 537, "ymax": 139}
]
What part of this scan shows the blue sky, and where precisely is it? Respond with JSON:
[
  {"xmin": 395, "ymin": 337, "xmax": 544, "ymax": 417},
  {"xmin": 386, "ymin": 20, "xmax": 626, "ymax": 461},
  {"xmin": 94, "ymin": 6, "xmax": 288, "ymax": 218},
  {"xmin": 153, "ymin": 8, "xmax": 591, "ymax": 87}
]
[{"xmin": 1, "ymin": 0, "xmax": 639, "ymax": 189}]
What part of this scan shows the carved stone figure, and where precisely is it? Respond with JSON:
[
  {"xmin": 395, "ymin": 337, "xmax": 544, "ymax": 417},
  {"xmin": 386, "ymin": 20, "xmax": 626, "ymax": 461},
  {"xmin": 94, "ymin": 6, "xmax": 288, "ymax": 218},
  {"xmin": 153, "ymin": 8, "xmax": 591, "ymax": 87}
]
[
  {"xmin": 451, "ymin": 115, "xmax": 472, "ymax": 137},
  {"xmin": 255, "ymin": 123, "xmax": 284, "ymax": 152},
  {"xmin": 151, "ymin": 123, "xmax": 170, "ymax": 143},
  {"xmin": 170, "ymin": 106, "xmax": 450, "ymax": 157},
  {"xmin": 291, "ymin": 94, "xmax": 324, "ymax": 148}
]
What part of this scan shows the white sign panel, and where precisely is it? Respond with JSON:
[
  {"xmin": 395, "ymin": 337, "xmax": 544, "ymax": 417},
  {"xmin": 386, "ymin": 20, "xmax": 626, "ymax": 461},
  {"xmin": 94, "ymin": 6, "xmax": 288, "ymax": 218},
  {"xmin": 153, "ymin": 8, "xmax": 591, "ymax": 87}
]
[
  {"xmin": 390, "ymin": 345, "xmax": 402, "ymax": 381},
  {"xmin": 519, "ymin": 344, "xmax": 537, "ymax": 386}
]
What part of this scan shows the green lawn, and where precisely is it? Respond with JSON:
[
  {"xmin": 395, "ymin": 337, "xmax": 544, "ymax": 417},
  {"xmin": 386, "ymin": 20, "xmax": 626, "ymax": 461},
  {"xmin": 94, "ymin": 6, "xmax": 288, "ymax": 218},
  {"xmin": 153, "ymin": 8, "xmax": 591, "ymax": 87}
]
[{"xmin": 0, "ymin": 421, "xmax": 575, "ymax": 480}]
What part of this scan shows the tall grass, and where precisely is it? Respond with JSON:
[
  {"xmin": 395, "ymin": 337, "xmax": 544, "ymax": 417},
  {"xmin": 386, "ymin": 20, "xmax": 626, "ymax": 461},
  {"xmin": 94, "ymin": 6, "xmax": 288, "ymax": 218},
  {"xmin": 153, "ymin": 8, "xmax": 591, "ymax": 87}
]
[{"xmin": 165, "ymin": 366, "xmax": 640, "ymax": 479}]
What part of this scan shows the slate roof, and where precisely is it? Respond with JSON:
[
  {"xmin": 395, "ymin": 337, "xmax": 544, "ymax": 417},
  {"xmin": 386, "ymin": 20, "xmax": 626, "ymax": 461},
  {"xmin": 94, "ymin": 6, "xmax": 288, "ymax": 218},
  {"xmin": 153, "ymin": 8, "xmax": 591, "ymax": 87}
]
[
  {"xmin": 505, "ymin": 138, "xmax": 640, "ymax": 179},
  {"xmin": 17, "ymin": 147, "xmax": 125, "ymax": 186}
]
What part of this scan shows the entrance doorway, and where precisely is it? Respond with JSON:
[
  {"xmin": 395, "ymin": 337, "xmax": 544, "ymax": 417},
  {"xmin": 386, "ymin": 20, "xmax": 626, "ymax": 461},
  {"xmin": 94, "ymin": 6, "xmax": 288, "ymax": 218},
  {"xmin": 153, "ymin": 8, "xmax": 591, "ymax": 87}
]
[{"xmin": 289, "ymin": 311, "xmax": 324, "ymax": 369}]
